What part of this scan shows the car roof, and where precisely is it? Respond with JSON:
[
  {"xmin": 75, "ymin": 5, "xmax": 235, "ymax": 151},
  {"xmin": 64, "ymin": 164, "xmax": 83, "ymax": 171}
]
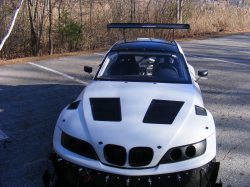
[{"xmin": 110, "ymin": 38, "xmax": 179, "ymax": 53}]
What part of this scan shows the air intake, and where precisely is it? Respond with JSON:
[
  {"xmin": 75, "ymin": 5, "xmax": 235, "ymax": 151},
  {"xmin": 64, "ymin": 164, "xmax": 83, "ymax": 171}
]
[
  {"xmin": 143, "ymin": 99, "xmax": 184, "ymax": 124},
  {"xmin": 104, "ymin": 144, "xmax": 126, "ymax": 166},
  {"xmin": 61, "ymin": 131, "xmax": 98, "ymax": 160},
  {"xmin": 90, "ymin": 98, "xmax": 122, "ymax": 121},
  {"xmin": 195, "ymin": 105, "xmax": 207, "ymax": 116},
  {"xmin": 67, "ymin": 100, "xmax": 80, "ymax": 110},
  {"xmin": 129, "ymin": 147, "xmax": 153, "ymax": 167}
]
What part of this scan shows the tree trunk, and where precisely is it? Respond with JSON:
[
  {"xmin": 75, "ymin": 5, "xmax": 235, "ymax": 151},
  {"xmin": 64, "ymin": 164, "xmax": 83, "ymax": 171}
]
[
  {"xmin": 133, "ymin": 0, "xmax": 135, "ymax": 22},
  {"xmin": 58, "ymin": 0, "xmax": 63, "ymax": 52},
  {"xmin": 27, "ymin": 0, "xmax": 40, "ymax": 56},
  {"xmin": 37, "ymin": 0, "xmax": 47, "ymax": 55},
  {"xmin": 176, "ymin": 0, "xmax": 183, "ymax": 24},
  {"xmin": 176, "ymin": 0, "xmax": 180, "ymax": 23},
  {"xmin": 146, "ymin": 0, "xmax": 151, "ymax": 22},
  {"xmin": 49, "ymin": 0, "xmax": 53, "ymax": 55},
  {"xmin": 130, "ymin": 0, "xmax": 132, "ymax": 22},
  {"xmin": 80, "ymin": 0, "xmax": 82, "ymax": 26},
  {"xmin": 90, "ymin": 0, "xmax": 92, "ymax": 28},
  {"xmin": 179, "ymin": 0, "xmax": 183, "ymax": 24}
]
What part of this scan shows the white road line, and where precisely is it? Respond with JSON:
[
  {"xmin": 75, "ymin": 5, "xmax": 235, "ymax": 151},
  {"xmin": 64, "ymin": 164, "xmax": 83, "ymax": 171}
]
[
  {"xmin": 186, "ymin": 54, "xmax": 249, "ymax": 66},
  {"xmin": 94, "ymin": 53, "xmax": 105, "ymax": 56},
  {"xmin": 183, "ymin": 43, "xmax": 250, "ymax": 53},
  {"xmin": 212, "ymin": 39, "xmax": 250, "ymax": 45},
  {"xmin": 0, "ymin": 130, "xmax": 8, "ymax": 140},
  {"xmin": 27, "ymin": 62, "xmax": 88, "ymax": 85}
]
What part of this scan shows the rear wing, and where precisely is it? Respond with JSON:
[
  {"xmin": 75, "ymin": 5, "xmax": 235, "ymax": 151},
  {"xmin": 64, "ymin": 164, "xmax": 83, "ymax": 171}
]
[
  {"xmin": 107, "ymin": 23, "xmax": 190, "ymax": 31},
  {"xmin": 107, "ymin": 23, "xmax": 190, "ymax": 39}
]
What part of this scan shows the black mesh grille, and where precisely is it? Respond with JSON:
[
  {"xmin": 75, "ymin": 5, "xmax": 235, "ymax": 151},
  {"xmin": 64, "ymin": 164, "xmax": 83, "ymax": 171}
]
[
  {"xmin": 90, "ymin": 98, "xmax": 122, "ymax": 121},
  {"xmin": 129, "ymin": 147, "xmax": 154, "ymax": 167},
  {"xmin": 104, "ymin": 144, "xmax": 126, "ymax": 166},
  {"xmin": 143, "ymin": 99, "xmax": 184, "ymax": 124}
]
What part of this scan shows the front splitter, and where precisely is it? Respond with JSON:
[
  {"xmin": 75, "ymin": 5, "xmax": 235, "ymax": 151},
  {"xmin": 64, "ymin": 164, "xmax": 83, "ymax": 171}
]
[{"xmin": 43, "ymin": 152, "xmax": 221, "ymax": 187}]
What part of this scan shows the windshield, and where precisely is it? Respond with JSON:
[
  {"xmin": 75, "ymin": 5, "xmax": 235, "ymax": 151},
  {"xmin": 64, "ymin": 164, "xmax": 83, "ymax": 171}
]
[{"xmin": 96, "ymin": 52, "xmax": 190, "ymax": 83}]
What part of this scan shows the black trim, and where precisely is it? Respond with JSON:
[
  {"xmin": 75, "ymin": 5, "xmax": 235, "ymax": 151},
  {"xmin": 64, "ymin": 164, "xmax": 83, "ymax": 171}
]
[
  {"xmin": 129, "ymin": 147, "xmax": 154, "ymax": 167},
  {"xmin": 67, "ymin": 100, "xmax": 80, "ymax": 110},
  {"xmin": 49, "ymin": 152, "xmax": 219, "ymax": 187},
  {"xmin": 195, "ymin": 105, "xmax": 207, "ymax": 116},
  {"xmin": 104, "ymin": 144, "xmax": 126, "ymax": 166},
  {"xmin": 143, "ymin": 100, "xmax": 184, "ymax": 124},
  {"xmin": 94, "ymin": 51, "xmax": 192, "ymax": 84},
  {"xmin": 96, "ymin": 78, "xmax": 190, "ymax": 84},
  {"xmin": 107, "ymin": 23, "xmax": 190, "ymax": 31},
  {"xmin": 61, "ymin": 131, "xmax": 99, "ymax": 160},
  {"xmin": 159, "ymin": 139, "xmax": 206, "ymax": 164},
  {"xmin": 90, "ymin": 98, "xmax": 122, "ymax": 121}
]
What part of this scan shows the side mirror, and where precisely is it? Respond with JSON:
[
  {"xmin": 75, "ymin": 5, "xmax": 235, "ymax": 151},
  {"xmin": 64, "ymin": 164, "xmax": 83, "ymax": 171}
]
[
  {"xmin": 196, "ymin": 70, "xmax": 208, "ymax": 82},
  {"xmin": 198, "ymin": 70, "xmax": 208, "ymax": 77},
  {"xmin": 84, "ymin": 66, "xmax": 92, "ymax": 73}
]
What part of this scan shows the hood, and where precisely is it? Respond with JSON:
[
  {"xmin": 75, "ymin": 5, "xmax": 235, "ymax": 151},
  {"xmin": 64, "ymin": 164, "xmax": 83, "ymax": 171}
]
[{"xmin": 76, "ymin": 81, "xmax": 214, "ymax": 168}]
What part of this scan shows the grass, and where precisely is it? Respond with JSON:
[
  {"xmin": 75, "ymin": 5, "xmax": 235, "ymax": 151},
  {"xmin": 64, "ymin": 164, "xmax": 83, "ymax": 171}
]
[{"xmin": 0, "ymin": 47, "xmax": 109, "ymax": 66}]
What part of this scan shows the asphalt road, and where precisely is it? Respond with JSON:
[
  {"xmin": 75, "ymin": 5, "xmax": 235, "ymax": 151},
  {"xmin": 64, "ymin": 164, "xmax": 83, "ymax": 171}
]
[{"xmin": 0, "ymin": 34, "xmax": 250, "ymax": 187}]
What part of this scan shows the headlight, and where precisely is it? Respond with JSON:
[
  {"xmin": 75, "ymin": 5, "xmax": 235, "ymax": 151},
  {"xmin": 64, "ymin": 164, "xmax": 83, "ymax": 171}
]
[
  {"xmin": 61, "ymin": 131, "xmax": 99, "ymax": 160},
  {"xmin": 159, "ymin": 139, "xmax": 206, "ymax": 164}
]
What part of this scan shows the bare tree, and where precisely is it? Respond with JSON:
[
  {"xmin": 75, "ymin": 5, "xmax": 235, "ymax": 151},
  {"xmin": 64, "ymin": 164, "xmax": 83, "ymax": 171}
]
[
  {"xmin": 0, "ymin": 0, "xmax": 24, "ymax": 51},
  {"xmin": 89, "ymin": 0, "xmax": 92, "ymax": 28},
  {"xmin": 27, "ymin": 0, "xmax": 47, "ymax": 56}
]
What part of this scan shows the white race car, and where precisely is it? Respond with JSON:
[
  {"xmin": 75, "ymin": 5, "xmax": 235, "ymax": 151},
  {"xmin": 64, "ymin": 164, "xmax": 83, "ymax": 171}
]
[{"xmin": 44, "ymin": 24, "xmax": 221, "ymax": 187}]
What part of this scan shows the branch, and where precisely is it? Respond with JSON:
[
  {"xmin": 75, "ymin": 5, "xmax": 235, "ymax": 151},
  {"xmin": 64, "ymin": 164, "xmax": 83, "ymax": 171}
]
[
  {"xmin": 0, "ymin": 0, "xmax": 24, "ymax": 51},
  {"xmin": 0, "ymin": 9, "xmax": 16, "ymax": 23}
]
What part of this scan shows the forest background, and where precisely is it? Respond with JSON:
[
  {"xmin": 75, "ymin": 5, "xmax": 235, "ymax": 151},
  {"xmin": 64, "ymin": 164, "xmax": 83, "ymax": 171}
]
[{"xmin": 1, "ymin": 0, "xmax": 250, "ymax": 60}]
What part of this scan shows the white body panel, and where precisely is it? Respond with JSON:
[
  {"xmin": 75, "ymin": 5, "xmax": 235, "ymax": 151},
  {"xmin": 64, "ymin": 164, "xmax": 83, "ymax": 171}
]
[
  {"xmin": 54, "ymin": 125, "xmax": 216, "ymax": 175},
  {"xmin": 54, "ymin": 81, "xmax": 216, "ymax": 171},
  {"xmin": 53, "ymin": 40, "xmax": 217, "ymax": 176}
]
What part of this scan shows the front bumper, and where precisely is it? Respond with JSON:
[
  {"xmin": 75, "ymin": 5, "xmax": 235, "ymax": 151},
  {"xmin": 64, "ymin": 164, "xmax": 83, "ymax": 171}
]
[{"xmin": 44, "ymin": 152, "xmax": 220, "ymax": 187}]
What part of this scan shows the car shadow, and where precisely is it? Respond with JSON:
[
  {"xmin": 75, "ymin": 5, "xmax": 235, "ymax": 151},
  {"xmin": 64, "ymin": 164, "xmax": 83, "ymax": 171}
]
[{"xmin": 0, "ymin": 84, "xmax": 85, "ymax": 187}]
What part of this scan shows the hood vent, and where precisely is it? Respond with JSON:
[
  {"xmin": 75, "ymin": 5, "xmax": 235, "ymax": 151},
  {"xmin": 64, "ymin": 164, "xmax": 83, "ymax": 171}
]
[
  {"xmin": 129, "ymin": 147, "xmax": 153, "ymax": 167},
  {"xmin": 104, "ymin": 144, "xmax": 126, "ymax": 166},
  {"xmin": 90, "ymin": 98, "xmax": 122, "ymax": 121},
  {"xmin": 143, "ymin": 99, "xmax": 184, "ymax": 124}
]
